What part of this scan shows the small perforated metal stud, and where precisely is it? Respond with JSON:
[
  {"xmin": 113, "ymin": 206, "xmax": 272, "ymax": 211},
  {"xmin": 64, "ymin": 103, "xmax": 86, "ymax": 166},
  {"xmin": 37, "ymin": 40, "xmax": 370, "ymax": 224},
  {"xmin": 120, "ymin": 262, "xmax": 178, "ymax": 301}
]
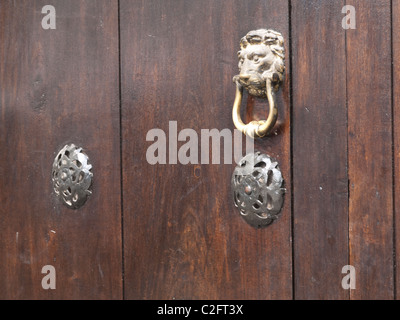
[
  {"xmin": 52, "ymin": 143, "xmax": 93, "ymax": 209},
  {"xmin": 232, "ymin": 152, "xmax": 285, "ymax": 228}
]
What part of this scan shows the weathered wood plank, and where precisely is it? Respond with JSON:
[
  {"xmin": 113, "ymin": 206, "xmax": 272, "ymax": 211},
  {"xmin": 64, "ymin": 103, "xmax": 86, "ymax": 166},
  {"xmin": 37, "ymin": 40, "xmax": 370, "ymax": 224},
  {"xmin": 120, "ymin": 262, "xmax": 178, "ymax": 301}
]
[
  {"xmin": 292, "ymin": 0, "xmax": 349, "ymax": 299},
  {"xmin": 393, "ymin": 0, "xmax": 400, "ymax": 301},
  {"xmin": 0, "ymin": 0, "xmax": 122, "ymax": 299},
  {"xmin": 347, "ymin": 0, "xmax": 394, "ymax": 300},
  {"xmin": 120, "ymin": 0, "xmax": 292, "ymax": 299}
]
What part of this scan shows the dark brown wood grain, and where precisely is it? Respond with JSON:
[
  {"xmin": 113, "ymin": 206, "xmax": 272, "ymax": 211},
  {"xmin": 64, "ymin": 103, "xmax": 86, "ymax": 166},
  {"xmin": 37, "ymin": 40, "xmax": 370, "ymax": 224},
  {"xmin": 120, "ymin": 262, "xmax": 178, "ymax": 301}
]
[
  {"xmin": 0, "ymin": 0, "xmax": 122, "ymax": 299},
  {"xmin": 394, "ymin": 0, "xmax": 400, "ymax": 301},
  {"xmin": 347, "ymin": 0, "xmax": 394, "ymax": 300},
  {"xmin": 1, "ymin": 0, "xmax": 398, "ymax": 301},
  {"xmin": 291, "ymin": 0, "xmax": 349, "ymax": 299},
  {"xmin": 120, "ymin": 0, "xmax": 292, "ymax": 299}
]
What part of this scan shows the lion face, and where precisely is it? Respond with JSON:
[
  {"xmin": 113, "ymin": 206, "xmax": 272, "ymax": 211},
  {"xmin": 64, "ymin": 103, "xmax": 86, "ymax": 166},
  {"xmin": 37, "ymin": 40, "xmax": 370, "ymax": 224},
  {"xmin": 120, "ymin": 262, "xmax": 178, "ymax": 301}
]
[
  {"xmin": 237, "ymin": 43, "xmax": 275, "ymax": 97},
  {"xmin": 234, "ymin": 29, "xmax": 285, "ymax": 98}
]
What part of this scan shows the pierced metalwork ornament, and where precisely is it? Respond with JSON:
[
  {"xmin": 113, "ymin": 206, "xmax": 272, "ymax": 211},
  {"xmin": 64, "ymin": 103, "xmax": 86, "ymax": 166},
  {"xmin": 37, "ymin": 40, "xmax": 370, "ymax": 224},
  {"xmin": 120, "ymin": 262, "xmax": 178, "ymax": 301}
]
[
  {"xmin": 52, "ymin": 144, "xmax": 93, "ymax": 209},
  {"xmin": 232, "ymin": 152, "xmax": 285, "ymax": 228}
]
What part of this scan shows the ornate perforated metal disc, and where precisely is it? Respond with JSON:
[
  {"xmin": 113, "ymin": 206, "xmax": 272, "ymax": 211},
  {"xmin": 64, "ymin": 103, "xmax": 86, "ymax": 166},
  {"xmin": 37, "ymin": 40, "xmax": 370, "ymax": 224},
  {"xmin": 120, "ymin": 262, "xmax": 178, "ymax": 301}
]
[
  {"xmin": 52, "ymin": 144, "xmax": 93, "ymax": 209},
  {"xmin": 232, "ymin": 152, "xmax": 285, "ymax": 228}
]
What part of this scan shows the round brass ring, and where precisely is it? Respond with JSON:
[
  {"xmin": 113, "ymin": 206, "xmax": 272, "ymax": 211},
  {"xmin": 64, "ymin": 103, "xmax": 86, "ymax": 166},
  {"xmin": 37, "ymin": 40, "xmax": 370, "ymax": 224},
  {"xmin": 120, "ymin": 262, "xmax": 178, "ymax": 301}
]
[{"xmin": 232, "ymin": 79, "xmax": 278, "ymax": 139}]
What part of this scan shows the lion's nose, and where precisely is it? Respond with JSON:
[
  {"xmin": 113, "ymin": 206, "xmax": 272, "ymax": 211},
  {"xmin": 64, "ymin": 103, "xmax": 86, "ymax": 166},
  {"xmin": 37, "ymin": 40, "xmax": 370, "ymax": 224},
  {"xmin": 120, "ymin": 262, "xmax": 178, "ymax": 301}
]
[{"xmin": 239, "ymin": 74, "xmax": 251, "ymax": 80}]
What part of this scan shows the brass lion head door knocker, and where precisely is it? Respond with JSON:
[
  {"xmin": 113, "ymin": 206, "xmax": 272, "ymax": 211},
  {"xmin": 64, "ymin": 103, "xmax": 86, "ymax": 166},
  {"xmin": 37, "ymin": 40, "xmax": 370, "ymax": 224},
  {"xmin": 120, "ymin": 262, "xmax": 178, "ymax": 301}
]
[
  {"xmin": 231, "ymin": 29, "xmax": 286, "ymax": 228},
  {"xmin": 232, "ymin": 29, "xmax": 285, "ymax": 139}
]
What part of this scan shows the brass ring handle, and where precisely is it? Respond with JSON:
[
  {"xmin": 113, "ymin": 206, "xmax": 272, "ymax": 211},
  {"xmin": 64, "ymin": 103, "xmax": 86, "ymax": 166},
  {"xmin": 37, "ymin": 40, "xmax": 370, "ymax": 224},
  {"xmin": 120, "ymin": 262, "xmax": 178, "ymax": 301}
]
[
  {"xmin": 232, "ymin": 78, "xmax": 277, "ymax": 138},
  {"xmin": 232, "ymin": 29, "xmax": 285, "ymax": 139}
]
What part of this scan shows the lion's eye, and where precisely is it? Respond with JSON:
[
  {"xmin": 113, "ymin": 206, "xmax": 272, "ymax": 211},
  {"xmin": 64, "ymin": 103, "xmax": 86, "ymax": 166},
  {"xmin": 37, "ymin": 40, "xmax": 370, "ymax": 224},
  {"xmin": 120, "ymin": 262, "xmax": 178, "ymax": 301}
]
[{"xmin": 253, "ymin": 55, "xmax": 260, "ymax": 62}]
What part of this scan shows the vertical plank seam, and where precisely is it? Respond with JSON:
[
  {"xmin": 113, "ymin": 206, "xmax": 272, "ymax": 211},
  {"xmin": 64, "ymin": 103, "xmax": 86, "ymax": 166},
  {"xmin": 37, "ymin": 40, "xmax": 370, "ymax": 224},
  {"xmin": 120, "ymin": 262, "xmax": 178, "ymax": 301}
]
[
  {"xmin": 288, "ymin": 0, "xmax": 295, "ymax": 301},
  {"xmin": 345, "ymin": 0, "xmax": 351, "ymax": 301},
  {"xmin": 118, "ymin": 0, "xmax": 126, "ymax": 300},
  {"xmin": 391, "ymin": 0, "xmax": 397, "ymax": 300}
]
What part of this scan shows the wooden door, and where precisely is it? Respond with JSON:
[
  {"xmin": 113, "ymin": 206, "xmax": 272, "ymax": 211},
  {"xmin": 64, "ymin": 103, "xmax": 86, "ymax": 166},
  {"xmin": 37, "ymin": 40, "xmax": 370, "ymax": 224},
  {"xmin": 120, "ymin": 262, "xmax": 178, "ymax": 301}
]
[{"xmin": 0, "ymin": 0, "xmax": 399, "ymax": 300}]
